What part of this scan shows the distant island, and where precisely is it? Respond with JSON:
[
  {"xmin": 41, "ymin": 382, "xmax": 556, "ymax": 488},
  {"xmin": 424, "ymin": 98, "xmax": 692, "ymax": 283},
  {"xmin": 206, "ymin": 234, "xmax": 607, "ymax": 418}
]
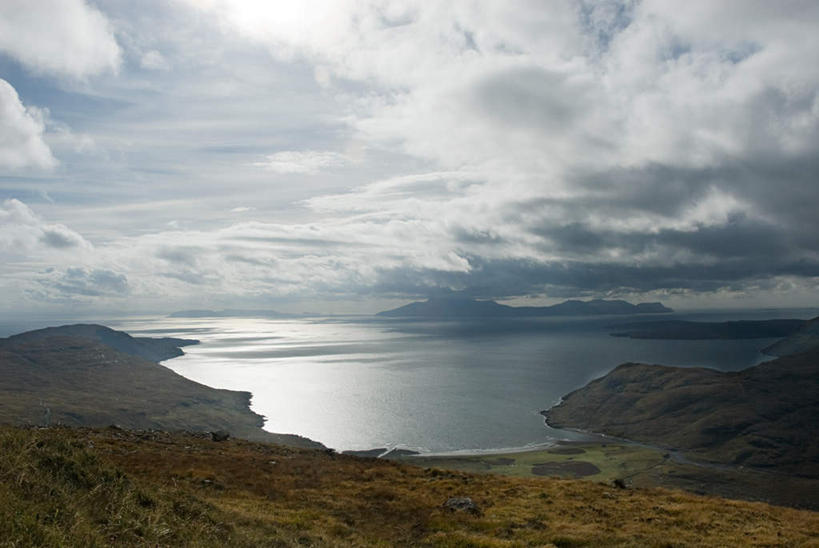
[
  {"xmin": 377, "ymin": 296, "xmax": 672, "ymax": 318},
  {"xmin": 0, "ymin": 324, "xmax": 321, "ymax": 449},
  {"xmin": 544, "ymin": 345, "xmax": 819, "ymax": 478},
  {"xmin": 610, "ymin": 319, "xmax": 806, "ymax": 341}
]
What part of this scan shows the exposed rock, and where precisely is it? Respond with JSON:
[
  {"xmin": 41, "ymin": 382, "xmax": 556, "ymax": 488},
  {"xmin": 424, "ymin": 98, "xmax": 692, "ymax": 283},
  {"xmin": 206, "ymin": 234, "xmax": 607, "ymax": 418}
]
[
  {"xmin": 612, "ymin": 478, "xmax": 630, "ymax": 489},
  {"xmin": 210, "ymin": 430, "xmax": 230, "ymax": 442},
  {"xmin": 443, "ymin": 496, "xmax": 480, "ymax": 514}
]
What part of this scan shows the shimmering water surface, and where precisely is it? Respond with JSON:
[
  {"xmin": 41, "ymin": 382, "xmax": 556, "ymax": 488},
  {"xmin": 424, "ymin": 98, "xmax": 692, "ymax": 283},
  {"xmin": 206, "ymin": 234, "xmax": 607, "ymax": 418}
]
[{"xmin": 94, "ymin": 308, "xmax": 818, "ymax": 452}]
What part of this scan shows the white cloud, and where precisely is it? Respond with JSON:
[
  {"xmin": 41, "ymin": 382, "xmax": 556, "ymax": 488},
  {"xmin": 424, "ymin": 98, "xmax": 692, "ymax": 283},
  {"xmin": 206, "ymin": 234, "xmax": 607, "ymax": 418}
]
[
  {"xmin": 0, "ymin": 0, "xmax": 120, "ymax": 78},
  {"xmin": 0, "ymin": 80, "xmax": 56, "ymax": 170},
  {"xmin": 3, "ymin": 2, "xmax": 819, "ymax": 310},
  {"xmin": 140, "ymin": 50, "xmax": 170, "ymax": 71},
  {"xmin": 189, "ymin": 0, "xmax": 819, "ymax": 179},
  {"xmin": 253, "ymin": 150, "xmax": 349, "ymax": 174},
  {"xmin": 0, "ymin": 199, "xmax": 92, "ymax": 253}
]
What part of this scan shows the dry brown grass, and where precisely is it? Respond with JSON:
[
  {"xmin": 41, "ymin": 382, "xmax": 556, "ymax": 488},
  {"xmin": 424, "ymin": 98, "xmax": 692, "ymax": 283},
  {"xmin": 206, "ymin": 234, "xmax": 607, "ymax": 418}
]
[{"xmin": 2, "ymin": 425, "xmax": 817, "ymax": 546}]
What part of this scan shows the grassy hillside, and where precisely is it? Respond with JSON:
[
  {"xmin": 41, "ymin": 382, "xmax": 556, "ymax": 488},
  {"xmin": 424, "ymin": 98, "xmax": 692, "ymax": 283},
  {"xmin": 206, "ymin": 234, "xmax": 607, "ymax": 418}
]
[
  {"xmin": 2, "ymin": 425, "xmax": 818, "ymax": 546},
  {"xmin": 764, "ymin": 316, "xmax": 819, "ymax": 356},
  {"xmin": 545, "ymin": 349, "xmax": 819, "ymax": 478},
  {"xmin": 0, "ymin": 326, "xmax": 320, "ymax": 449}
]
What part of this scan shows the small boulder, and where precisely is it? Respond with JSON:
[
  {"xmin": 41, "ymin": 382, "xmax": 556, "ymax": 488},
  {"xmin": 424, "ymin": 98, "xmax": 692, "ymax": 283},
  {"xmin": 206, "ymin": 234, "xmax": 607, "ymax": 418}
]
[
  {"xmin": 612, "ymin": 478, "xmax": 630, "ymax": 489},
  {"xmin": 443, "ymin": 496, "xmax": 480, "ymax": 514},
  {"xmin": 210, "ymin": 430, "xmax": 230, "ymax": 442}
]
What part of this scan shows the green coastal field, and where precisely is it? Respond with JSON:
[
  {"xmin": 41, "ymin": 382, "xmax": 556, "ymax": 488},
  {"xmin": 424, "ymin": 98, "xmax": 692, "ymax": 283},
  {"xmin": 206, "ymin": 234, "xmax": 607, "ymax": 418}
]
[{"xmin": 403, "ymin": 441, "xmax": 819, "ymax": 511}]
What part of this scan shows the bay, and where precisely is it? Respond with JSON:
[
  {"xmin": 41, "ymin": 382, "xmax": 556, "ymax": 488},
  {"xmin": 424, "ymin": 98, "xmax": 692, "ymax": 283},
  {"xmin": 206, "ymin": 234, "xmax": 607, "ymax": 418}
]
[{"xmin": 104, "ymin": 308, "xmax": 819, "ymax": 452}]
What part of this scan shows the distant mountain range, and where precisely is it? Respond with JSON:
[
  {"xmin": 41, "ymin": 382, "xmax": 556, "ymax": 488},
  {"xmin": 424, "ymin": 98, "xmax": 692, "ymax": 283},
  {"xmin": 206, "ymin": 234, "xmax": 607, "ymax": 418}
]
[
  {"xmin": 377, "ymin": 297, "xmax": 672, "ymax": 318},
  {"xmin": 0, "ymin": 324, "xmax": 321, "ymax": 448}
]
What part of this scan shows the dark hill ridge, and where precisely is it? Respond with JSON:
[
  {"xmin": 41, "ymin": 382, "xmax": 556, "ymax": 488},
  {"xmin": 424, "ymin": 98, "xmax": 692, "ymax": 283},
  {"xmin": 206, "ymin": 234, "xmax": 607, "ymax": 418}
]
[
  {"xmin": 377, "ymin": 296, "xmax": 671, "ymax": 318},
  {"xmin": 0, "ymin": 324, "xmax": 321, "ymax": 449},
  {"xmin": 610, "ymin": 318, "xmax": 806, "ymax": 340},
  {"xmin": 7, "ymin": 323, "xmax": 199, "ymax": 362},
  {"xmin": 763, "ymin": 316, "xmax": 819, "ymax": 356},
  {"xmin": 544, "ymin": 349, "xmax": 819, "ymax": 478}
]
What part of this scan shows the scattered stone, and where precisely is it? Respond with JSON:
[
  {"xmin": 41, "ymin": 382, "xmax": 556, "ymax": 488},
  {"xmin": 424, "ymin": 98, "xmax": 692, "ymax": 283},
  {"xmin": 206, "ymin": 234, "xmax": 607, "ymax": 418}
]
[
  {"xmin": 210, "ymin": 430, "xmax": 230, "ymax": 442},
  {"xmin": 443, "ymin": 496, "xmax": 480, "ymax": 514},
  {"xmin": 201, "ymin": 479, "xmax": 224, "ymax": 490},
  {"xmin": 612, "ymin": 478, "xmax": 630, "ymax": 489}
]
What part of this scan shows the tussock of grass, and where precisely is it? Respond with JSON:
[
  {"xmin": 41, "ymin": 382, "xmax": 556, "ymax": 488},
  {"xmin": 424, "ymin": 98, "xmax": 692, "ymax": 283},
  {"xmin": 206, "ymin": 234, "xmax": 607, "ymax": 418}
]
[
  {"xmin": 0, "ymin": 428, "xmax": 230, "ymax": 546},
  {"xmin": 1, "ymin": 425, "xmax": 818, "ymax": 546}
]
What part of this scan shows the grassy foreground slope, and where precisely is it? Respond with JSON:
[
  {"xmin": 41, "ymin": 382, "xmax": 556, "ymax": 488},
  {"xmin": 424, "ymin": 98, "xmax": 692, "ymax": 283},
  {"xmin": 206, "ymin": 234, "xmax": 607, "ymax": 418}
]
[{"xmin": 2, "ymin": 426, "xmax": 818, "ymax": 547}]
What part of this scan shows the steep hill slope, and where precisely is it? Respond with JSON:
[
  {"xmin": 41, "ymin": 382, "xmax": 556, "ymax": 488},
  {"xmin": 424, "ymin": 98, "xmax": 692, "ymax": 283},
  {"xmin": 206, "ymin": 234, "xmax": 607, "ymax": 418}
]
[
  {"xmin": 0, "ymin": 325, "xmax": 320, "ymax": 448},
  {"xmin": 545, "ymin": 350, "xmax": 819, "ymax": 477},
  {"xmin": 764, "ymin": 315, "xmax": 819, "ymax": 356}
]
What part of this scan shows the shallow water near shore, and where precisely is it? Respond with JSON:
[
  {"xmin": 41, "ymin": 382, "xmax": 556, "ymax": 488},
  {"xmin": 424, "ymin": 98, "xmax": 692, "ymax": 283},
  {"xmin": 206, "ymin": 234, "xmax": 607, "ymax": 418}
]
[{"xmin": 82, "ymin": 308, "xmax": 815, "ymax": 452}]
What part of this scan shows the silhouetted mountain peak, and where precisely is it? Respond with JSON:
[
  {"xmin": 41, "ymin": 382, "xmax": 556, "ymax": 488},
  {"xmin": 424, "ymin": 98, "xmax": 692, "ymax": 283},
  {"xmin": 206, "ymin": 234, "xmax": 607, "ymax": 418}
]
[{"xmin": 377, "ymin": 297, "xmax": 671, "ymax": 318}]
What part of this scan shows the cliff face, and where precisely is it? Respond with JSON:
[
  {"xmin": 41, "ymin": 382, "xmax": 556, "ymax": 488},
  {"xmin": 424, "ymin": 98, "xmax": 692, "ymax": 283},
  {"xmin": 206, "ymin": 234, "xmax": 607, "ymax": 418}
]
[
  {"xmin": 545, "ymin": 350, "xmax": 819, "ymax": 477},
  {"xmin": 0, "ymin": 325, "xmax": 322, "ymax": 449}
]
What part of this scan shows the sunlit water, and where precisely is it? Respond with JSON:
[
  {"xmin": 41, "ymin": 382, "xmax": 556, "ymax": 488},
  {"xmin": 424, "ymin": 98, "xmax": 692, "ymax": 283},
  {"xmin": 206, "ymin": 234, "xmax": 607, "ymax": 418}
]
[
  {"xmin": 2, "ymin": 310, "xmax": 816, "ymax": 452},
  {"xmin": 70, "ymin": 308, "xmax": 816, "ymax": 452}
]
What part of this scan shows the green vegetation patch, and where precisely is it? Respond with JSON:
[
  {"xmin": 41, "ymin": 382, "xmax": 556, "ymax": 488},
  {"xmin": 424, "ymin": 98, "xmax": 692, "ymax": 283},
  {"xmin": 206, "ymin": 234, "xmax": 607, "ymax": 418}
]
[{"xmin": 409, "ymin": 442, "xmax": 665, "ymax": 481}]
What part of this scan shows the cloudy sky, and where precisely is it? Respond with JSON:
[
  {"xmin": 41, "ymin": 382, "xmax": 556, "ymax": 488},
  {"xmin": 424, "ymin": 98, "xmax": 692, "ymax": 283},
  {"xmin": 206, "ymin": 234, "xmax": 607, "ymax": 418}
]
[{"xmin": 1, "ymin": 0, "xmax": 819, "ymax": 316}]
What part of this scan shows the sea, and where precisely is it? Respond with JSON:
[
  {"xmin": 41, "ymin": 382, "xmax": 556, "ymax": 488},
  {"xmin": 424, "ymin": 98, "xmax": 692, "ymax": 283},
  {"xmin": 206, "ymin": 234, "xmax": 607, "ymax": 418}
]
[{"xmin": 2, "ymin": 307, "xmax": 817, "ymax": 453}]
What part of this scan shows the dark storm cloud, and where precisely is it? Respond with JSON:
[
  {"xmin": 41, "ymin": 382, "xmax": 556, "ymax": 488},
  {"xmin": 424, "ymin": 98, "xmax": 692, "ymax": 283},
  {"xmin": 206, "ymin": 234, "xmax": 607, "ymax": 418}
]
[{"xmin": 370, "ymin": 255, "xmax": 819, "ymax": 301}]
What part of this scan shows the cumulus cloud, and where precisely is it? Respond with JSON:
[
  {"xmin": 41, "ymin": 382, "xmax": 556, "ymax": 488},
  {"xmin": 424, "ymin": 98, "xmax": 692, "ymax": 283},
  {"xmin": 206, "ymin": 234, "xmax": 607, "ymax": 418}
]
[
  {"xmin": 0, "ymin": 199, "xmax": 91, "ymax": 252},
  {"xmin": 253, "ymin": 150, "xmax": 349, "ymax": 174},
  {"xmin": 0, "ymin": 80, "xmax": 56, "ymax": 170},
  {"xmin": 3, "ymin": 2, "xmax": 819, "ymax": 311},
  {"xmin": 0, "ymin": 0, "xmax": 120, "ymax": 78}
]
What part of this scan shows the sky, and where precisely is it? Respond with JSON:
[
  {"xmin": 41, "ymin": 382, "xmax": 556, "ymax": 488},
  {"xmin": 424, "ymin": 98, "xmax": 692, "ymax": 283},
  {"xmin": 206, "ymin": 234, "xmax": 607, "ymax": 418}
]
[{"xmin": 1, "ymin": 0, "xmax": 819, "ymax": 316}]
